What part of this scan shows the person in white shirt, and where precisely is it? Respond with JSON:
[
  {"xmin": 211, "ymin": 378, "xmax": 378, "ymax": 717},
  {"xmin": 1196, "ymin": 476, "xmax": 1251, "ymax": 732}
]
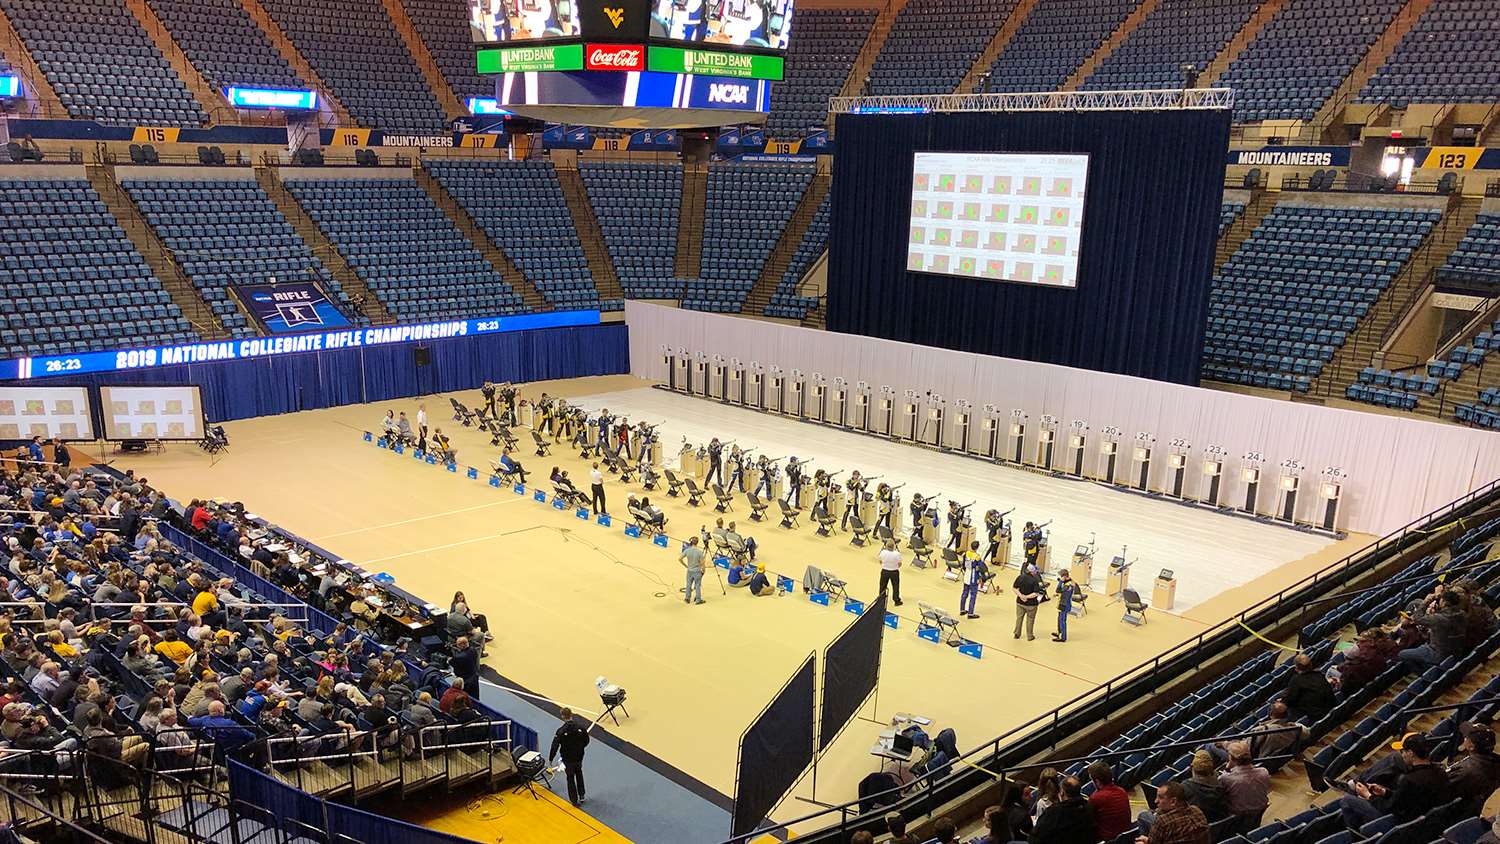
[
  {"xmin": 416, "ymin": 404, "xmax": 428, "ymax": 439},
  {"xmin": 589, "ymin": 463, "xmax": 607, "ymax": 515},
  {"xmin": 877, "ymin": 539, "xmax": 903, "ymax": 606}
]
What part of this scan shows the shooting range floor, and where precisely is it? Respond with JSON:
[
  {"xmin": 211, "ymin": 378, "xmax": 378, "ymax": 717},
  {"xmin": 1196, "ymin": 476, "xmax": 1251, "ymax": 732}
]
[{"xmin": 108, "ymin": 374, "xmax": 1373, "ymax": 842}]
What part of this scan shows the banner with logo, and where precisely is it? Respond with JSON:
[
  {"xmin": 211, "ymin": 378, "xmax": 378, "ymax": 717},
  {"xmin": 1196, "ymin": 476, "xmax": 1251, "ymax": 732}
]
[
  {"xmin": 543, "ymin": 124, "xmax": 596, "ymax": 149},
  {"xmin": 585, "ymin": 42, "xmax": 646, "ymax": 71},
  {"xmin": 234, "ymin": 282, "xmax": 351, "ymax": 334},
  {"xmin": 1226, "ymin": 146, "xmax": 1351, "ymax": 167}
]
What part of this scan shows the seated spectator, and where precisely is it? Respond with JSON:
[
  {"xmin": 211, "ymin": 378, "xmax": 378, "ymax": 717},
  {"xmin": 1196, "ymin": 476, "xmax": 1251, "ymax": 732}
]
[
  {"xmin": 154, "ymin": 630, "xmax": 193, "ymax": 664},
  {"xmin": 1137, "ymin": 781, "xmax": 1209, "ymax": 844},
  {"xmin": 1088, "ymin": 760, "xmax": 1131, "ymax": 842},
  {"xmin": 439, "ymin": 678, "xmax": 472, "ymax": 714},
  {"xmin": 1400, "ymin": 592, "xmax": 1467, "ymax": 671},
  {"xmin": 1220, "ymin": 741, "xmax": 1270, "ymax": 833},
  {"xmin": 1331, "ymin": 629, "xmax": 1399, "ymax": 694},
  {"xmin": 1030, "ymin": 775, "xmax": 1094, "ymax": 844},
  {"xmin": 1338, "ymin": 733, "xmax": 1445, "ymax": 830},
  {"xmin": 1279, "ymin": 654, "xmax": 1335, "ymax": 721},
  {"xmin": 1445, "ymin": 723, "xmax": 1500, "ymax": 811},
  {"xmin": 884, "ymin": 811, "xmax": 915, "ymax": 844},
  {"xmin": 1180, "ymin": 751, "xmax": 1230, "ymax": 825},
  {"xmin": 187, "ymin": 700, "xmax": 257, "ymax": 754},
  {"xmin": 930, "ymin": 816, "xmax": 957, "ymax": 844},
  {"xmin": 975, "ymin": 803, "xmax": 1012, "ymax": 844},
  {"xmin": 153, "ymin": 708, "xmax": 203, "ymax": 773}
]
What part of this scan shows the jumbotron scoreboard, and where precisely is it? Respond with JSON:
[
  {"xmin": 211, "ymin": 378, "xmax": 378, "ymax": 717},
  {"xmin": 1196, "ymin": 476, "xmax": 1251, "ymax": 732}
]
[{"xmin": 470, "ymin": 0, "xmax": 790, "ymax": 125}]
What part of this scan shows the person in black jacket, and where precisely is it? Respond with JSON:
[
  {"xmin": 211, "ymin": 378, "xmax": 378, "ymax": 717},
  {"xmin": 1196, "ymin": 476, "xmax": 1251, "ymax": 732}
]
[
  {"xmin": 550, "ymin": 708, "xmax": 591, "ymax": 805},
  {"xmin": 1339, "ymin": 734, "xmax": 1447, "ymax": 831},
  {"xmin": 1280, "ymin": 654, "xmax": 1335, "ymax": 721},
  {"xmin": 1030, "ymin": 776, "xmax": 1094, "ymax": 844},
  {"xmin": 448, "ymin": 637, "xmax": 480, "ymax": 696}
]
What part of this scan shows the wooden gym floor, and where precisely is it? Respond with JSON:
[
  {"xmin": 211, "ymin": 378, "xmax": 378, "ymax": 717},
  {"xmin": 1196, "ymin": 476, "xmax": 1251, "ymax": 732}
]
[{"xmin": 108, "ymin": 375, "xmax": 1373, "ymax": 838}]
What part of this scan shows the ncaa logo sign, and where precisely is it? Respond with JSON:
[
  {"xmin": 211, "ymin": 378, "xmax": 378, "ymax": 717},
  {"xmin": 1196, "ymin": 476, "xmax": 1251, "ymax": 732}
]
[{"xmin": 707, "ymin": 83, "xmax": 750, "ymax": 105}]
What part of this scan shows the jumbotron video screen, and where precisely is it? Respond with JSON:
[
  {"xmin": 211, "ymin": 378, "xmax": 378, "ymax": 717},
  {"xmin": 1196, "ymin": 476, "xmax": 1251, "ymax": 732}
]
[{"xmin": 470, "ymin": 0, "xmax": 794, "ymax": 51}]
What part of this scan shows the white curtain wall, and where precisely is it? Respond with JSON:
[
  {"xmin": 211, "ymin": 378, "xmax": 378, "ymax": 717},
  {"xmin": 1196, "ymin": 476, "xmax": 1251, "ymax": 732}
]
[{"xmin": 624, "ymin": 302, "xmax": 1500, "ymax": 536}]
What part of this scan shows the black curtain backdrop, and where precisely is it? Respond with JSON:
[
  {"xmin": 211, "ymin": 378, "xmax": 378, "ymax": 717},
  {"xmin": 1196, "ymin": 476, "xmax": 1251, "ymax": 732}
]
[
  {"xmin": 819, "ymin": 593, "xmax": 886, "ymax": 751},
  {"xmin": 732, "ymin": 653, "xmax": 817, "ymax": 838},
  {"xmin": 827, "ymin": 109, "xmax": 1230, "ymax": 385}
]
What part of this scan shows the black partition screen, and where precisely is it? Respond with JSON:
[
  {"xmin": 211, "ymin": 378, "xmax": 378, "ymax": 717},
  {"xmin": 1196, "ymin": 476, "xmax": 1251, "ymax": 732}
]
[
  {"xmin": 819, "ymin": 593, "xmax": 886, "ymax": 750},
  {"xmin": 826, "ymin": 108, "xmax": 1231, "ymax": 385},
  {"xmin": 732, "ymin": 653, "xmax": 817, "ymax": 838}
]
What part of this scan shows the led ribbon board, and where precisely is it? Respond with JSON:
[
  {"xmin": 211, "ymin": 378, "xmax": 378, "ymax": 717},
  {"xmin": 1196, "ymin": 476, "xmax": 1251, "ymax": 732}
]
[
  {"xmin": 225, "ymin": 87, "xmax": 319, "ymax": 110},
  {"xmin": 1, "ymin": 310, "xmax": 601, "ymax": 380}
]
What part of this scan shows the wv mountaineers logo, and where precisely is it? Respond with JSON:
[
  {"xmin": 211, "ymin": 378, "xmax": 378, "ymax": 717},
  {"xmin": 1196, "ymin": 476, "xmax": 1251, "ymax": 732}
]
[{"xmin": 604, "ymin": 6, "xmax": 625, "ymax": 27}]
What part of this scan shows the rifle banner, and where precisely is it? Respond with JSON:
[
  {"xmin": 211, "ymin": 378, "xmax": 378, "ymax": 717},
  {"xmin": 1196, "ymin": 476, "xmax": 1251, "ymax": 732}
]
[{"xmin": 234, "ymin": 282, "xmax": 351, "ymax": 334}]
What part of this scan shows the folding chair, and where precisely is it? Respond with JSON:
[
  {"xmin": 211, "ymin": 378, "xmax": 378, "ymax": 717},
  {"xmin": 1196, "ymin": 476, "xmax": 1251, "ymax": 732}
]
[
  {"xmin": 711, "ymin": 483, "xmax": 734, "ymax": 512},
  {"xmin": 663, "ymin": 469, "xmax": 686, "ymax": 497},
  {"xmin": 747, "ymin": 491, "xmax": 770, "ymax": 521},
  {"xmin": 848, "ymin": 514, "xmax": 871, "ymax": 547},
  {"xmin": 683, "ymin": 478, "xmax": 706, "ymax": 506},
  {"xmin": 909, "ymin": 534, "xmax": 935, "ymax": 569},
  {"xmin": 822, "ymin": 572, "xmax": 849, "ymax": 601},
  {"xmin": 778, "ymin": 498, "xmax": 802, "ymax": 529},
  {"xmin": 531, "ymin": 430, "xmax": 551, "ymax": 457},
  {"xmin": 813, "ymin": 503, "xmax": 836, "ymax": 536},
  {"xmin": 640, "ymin": 463, "xmax": 661, "ymax": 491},
  {"xmin": 1122, "ymin": 588, "xmax": 1148, "ymax": 625},
  {"xmin": 918, "ymin": 601, "xmax": 962, "ymax": 646},
  {"xmin": 941, "ymin": 547, "xmax": 963, "ymax": 581}
]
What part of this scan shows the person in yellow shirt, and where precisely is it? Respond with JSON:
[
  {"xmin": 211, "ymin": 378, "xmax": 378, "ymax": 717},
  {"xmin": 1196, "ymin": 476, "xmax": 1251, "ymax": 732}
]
[
  {"xmin": 154, "ymin": 630, "xmax": 193, "ymax": 664},
  {"xmin": 46, "ymin": 630, "xmax": 77, "ymax": 660}
]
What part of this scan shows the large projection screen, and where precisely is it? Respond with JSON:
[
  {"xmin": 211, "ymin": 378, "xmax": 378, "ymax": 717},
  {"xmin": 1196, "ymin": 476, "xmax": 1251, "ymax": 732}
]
[
  {"xmin": 99, "ymin": 386, "xmax": 206, "ymax": 441},
  {"xmin": 0, "ymin": 387, "xmax": 94, "ymax": 440},
  {"xmin": 907, "ymin": 152, "xmax": 1089, "ymax": 286}
]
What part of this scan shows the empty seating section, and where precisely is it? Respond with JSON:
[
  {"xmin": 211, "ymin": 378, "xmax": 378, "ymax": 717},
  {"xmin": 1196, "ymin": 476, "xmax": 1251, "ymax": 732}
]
[
  {"xmin": 425, "ymin": 160, "xmax": 599, "ymax": 309},
  {"xmin": 260, "ymin": 0, "xmax": 446, "ymax": 132},
  {"xmin": 982, "ymin": 0, "xmax": 1136, "ymax": 93},
  {"xmin": 283, "ymin": 178, "xmax": 524, "ymax": 321},
  {"xmin": 1220, "ymin": 200, "xmax": 1245, "ymax": 235},
  {"xmin": 1359, "ymin": 0, "xmax": 1500, "ymax": 106},
  {"xmin": 767, "ymin": 9, "xmax": 875, "ymax": 136},
  {"xmin": 1346, "ymin": 366, "xmax": 1440, "ymax": 409},
  {"xmin": 400, "ymin": 0, "xmax": 491, "ymax": 100},
  {"xmin": 145, "ymin": 0, "xmax": 304, "ymax": 91},
  {"xmin": 1458, "ymin": 389, "xmax": 1500, "ymax": 429},
  {"xmin": 1202, "ymin": 204, "xmax": 1438, "ymax": 391},
  {"xmin": 766, "ymin": 192, "xmax": 829, "ymax": 319},
  {"xmin": 124, "ymin": 179, "xmax": 359, "ymax": 338},
  {"xmin": 578, "ymin": 160, "xmax": 684, "ymax": 300},
  {"xmin": 0, "ymin": 0, "xmax": 207, "ymax": 126},
  {"xmin": 1081, "ymin": 0, "xmax": 1260, "ymax": 91},
  {"xmin": 686, "ymin": 163, "xmax": 814, "ymax": 313},
  {"xmin": 867, "ymin": 0, "xmax": 1018, "ymax": 96},
  {"xmin": 1439, "ymin": 213, "xmax": 1500, "ymax": 291},
  {"xmin": 1217, "ymin": 0, "xmax": 1406, "ymax": 122},
  {"xmin": 0, "ymin": 179, "xmax": 196, "ymax": 356}
]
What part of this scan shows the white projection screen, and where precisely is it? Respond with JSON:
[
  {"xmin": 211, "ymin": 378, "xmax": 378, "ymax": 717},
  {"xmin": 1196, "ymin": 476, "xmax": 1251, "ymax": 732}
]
[
  {"xmin": 0, "ymin": 387, "xmax": 95, "ymax": 440},
  {"xmin": 99, "ymin": 386, "xmax": 206, "ymax": 441},
  {"xmin": 907, "ymin": 152, "xmax": 1090, "ymax": 287}
]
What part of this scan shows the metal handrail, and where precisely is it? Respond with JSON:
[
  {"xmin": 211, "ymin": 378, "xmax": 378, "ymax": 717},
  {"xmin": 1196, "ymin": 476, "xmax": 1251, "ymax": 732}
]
[{"xmin": 721, "ymin": 476, "xmax": 1500, "ymax": 843}]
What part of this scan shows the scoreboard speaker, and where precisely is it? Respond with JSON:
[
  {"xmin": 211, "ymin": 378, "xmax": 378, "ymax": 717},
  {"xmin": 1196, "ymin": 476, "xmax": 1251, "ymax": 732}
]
[{"xmin": 414, "ymin": 346, "xmax": 431, "ymax": 367}]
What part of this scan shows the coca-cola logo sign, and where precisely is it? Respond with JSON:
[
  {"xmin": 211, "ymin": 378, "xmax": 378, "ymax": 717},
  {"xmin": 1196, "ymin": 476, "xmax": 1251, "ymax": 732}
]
[{"xmin": 586, "ymin": 44, "xmax": 645, "ymax": 71}]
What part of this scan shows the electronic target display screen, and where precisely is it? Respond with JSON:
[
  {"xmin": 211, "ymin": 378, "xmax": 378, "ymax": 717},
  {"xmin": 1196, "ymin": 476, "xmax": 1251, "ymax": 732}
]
[{"xmin": 907, "ymin": 152, "xmax": 1090, "ymax": 287}]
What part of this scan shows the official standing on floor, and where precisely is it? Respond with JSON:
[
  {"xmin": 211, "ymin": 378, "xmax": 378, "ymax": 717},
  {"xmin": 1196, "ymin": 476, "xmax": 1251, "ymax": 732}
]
[
  {"xmin": 1013, "ymin": 564, "xmax": 1042, "ymax": 641},
  {"xmin": 590, "ymin": 462, "xmax": 607, "ymax": 515},
  {"xmin": 681, "ymin": 536, "xmax": 706, "ymax": 605},
  {"xmin": 549, "ymin": 708, "xmax": 591, "ymax": 806},
  {"xmin": 877, "ymin": 538, "xmax": 903, "ymax": 606}
]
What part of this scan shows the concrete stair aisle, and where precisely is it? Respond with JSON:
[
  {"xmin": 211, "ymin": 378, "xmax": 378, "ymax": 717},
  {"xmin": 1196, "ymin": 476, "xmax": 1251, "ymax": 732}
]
[
  {"xmin": 385, "ymin": 0, "xmax": 466, "ymax": 123},
  {"xmin": 85, "ymin": 163, "xmax": 231, "ymax": 340},
  {"xmin": 1199, "ymin": 0, "xmax": 1292, "ymax": 86},
  {"xmin": 1299, "ymin": 0, "xmax": 1437, "ymax": 142},
  {"xmin": 1059, "ymin": 0, "xmax": 1163, "ymax": 91},
  {"xmin": 743, "ymin": 171, "xmax": 830, "ymax": 315},
  {"xmin": 121, "ymin": 0, "xmax": 232, "ymax": 124},
  {"xmin": 0, "ymin": 6, "xmax": 65, "ymax": 118},
  {"xmin": 674, "ymin": 163, "xmax": 708, "ymax": 281},
  {"xmin": 1215, "ymin": 189, "xmax": 1278, "ymax": 273},
  {"xmin": 553, "ymin": 162, "xmax": 625, "ymax": 303},
  {"xmin": 1312, "ymin": 194, "xmax": 1483, "ymax": 397},
  {"xmin": 236, "ymin": 0, "xmax": 354, "ymax": 127},
  {"xmin": 953, "ymin": 0, "xmax": 1043, "ymax": 94},
  {"xmin": 834, "ymin": 0, "xmax": 911, "ymax": 103},
  {"xmin": 254, "ymin": 165, "xmax": 395, "ymax": 324},
  {"xmin": 411, "ymin": 162, "xmax": 550, "ymax": 312},
  {"xmin": 798, "ymin": 252, "xmax": 828, "ymax": 329}
]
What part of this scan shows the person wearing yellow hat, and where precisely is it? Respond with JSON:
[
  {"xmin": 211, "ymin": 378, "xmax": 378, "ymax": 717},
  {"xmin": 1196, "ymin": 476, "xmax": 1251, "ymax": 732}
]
[{"xmin": 748, "ymin": 564, "xmax": 775, "ymax": 596}]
